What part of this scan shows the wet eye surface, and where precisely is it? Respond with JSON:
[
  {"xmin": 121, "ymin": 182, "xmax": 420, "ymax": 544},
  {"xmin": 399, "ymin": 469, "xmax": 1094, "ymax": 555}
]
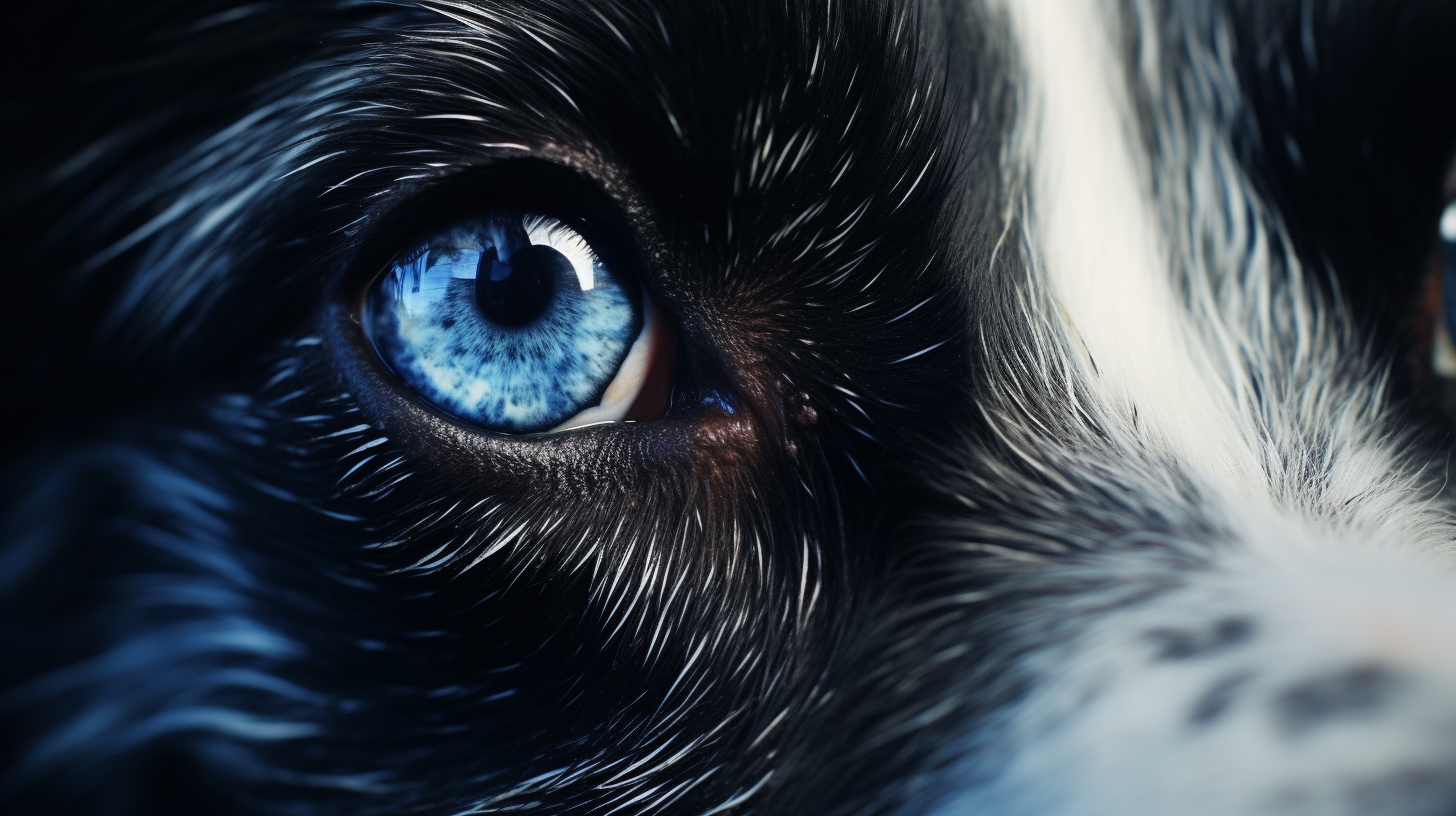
[
  {"xmin": 1432, "ymin": 201, "xmax": 1456, "ymax": 379},
  {"xmin": 365, "ymin": 209, "xmax": 672, "ymax": 433}
]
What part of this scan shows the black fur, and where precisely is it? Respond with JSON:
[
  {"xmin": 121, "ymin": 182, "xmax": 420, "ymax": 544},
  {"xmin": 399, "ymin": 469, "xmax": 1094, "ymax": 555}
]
[{"xmin": 2, "ymin": 2, "xmax": 980, "ymax": 813}]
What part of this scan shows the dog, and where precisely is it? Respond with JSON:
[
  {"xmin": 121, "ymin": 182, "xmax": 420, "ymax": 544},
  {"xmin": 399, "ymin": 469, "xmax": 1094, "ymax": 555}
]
[{"xmin": 6, "ymin": 0, "xmax": 1456, "ymax": 813}]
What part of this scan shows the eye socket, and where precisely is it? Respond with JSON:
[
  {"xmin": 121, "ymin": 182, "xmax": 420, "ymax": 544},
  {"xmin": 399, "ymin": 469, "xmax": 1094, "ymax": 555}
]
[
  {"xmin": 1432, "ymin": 200, "xmax": 1456, "ymax": 379},
  {"xmin": 364, "ymin": 208, "xmax": 675, "ymax": 434}
]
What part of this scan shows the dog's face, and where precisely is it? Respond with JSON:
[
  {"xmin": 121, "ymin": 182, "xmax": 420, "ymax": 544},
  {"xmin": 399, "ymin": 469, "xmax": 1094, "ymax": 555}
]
[{"xmin": 7, "ymin": 1, "xmax": 1456, "ymax": 814}]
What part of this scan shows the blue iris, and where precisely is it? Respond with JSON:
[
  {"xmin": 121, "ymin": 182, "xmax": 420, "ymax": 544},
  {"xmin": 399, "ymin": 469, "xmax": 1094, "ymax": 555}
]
[{"xmin": 365, "ymin": 210, "xmax": 642, "ymax": 432}]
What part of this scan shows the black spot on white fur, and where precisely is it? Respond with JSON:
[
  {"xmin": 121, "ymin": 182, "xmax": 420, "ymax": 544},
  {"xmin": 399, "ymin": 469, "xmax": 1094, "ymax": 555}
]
[
  {"xmin": 1190, "ymin": 671, "xmax": 1255, "ymax": 727},
  {"xmin": 1276, "ymin": 665, "xmax": 1407, "ymax": 737},
  {"xmin": 1149, "ymin": 617, "xmax": 1257, "ymax": 661}
]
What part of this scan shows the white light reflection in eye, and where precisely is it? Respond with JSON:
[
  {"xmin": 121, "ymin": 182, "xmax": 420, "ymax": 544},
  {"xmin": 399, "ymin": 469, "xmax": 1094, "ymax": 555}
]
[
  {"xmin": 525, "ymin": 215, "xmax": 596, "ymax": 291},
  {"xmin": 1434, "ymin": 200, "xmax": 1456, "ymax": 378},
  {"xmin": 1441, "ymin": 200, "xmax": 1456, "ymax": 242}
]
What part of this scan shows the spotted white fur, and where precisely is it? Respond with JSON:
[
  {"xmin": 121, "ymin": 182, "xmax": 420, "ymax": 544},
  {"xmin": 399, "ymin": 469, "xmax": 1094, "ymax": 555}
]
[
  {"xmin": 1003, "ymin": 0, "xmax": 1255, "ymax": 490},
  {"xmin": 928, "ymin": 1, "xmax": 1456, "ymax": 812}
]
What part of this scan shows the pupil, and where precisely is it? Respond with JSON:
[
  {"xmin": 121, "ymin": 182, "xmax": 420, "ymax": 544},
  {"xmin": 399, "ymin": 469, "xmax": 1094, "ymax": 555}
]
[{"xmin": 476, "ymin": 243, "xmax": 565, "ymax": 326}]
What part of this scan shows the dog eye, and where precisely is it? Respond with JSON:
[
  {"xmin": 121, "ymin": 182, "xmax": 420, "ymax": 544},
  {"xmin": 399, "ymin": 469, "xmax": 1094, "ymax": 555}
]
[
  {"xmin": 364, "ymin": 209, "xmax": 673, "ymax": 433},
  {"xmin": 1433, "ymin": 200, "xmax": 1456, "ymax": 379}
]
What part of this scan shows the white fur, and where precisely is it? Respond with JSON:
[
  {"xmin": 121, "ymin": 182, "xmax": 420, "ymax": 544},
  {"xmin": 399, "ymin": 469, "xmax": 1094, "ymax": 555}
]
[
  {"xmin": 941, "ymin": 537, "xmax": 1456, "ymax": 815},
  {"xmin": 935, "ymin": 1, "xmax": 1456, "ymax": 812},
  {"xmin": 1001, "ymin": 0, "xmax": 1257, "ymax": 492}
]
